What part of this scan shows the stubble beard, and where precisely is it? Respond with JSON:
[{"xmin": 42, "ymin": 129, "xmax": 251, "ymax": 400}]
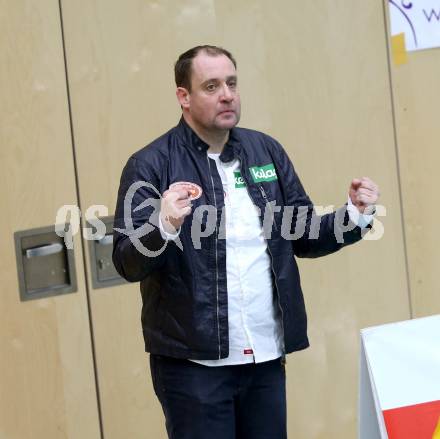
[{"xmin": 215, "ymin": 108, "xmax": 241, "ymax": 130}]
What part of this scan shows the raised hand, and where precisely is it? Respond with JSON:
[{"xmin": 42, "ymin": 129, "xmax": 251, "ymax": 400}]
[
  {"xmin": 160, "ymin": 188, "xmax": 192, "ymax": 234},
  {"xmin": 349, "ymin": 177, "xmax": 380, "ymax": 214}
]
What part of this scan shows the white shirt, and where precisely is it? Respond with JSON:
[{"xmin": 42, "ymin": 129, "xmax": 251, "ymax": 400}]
[
  {"xmin": 192, "ymin": 154, "xmax": 284, "ymax": 366},
  {"xmin": 160, "ymin": 153, "xmax": 373, "ymax": 366}
]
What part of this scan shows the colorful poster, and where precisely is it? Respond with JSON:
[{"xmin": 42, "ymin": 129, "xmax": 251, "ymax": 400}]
[
  {"xmin": 388, "ymin": 1, "xmax": 440, "ymax": 51},
  {"xmin": 359, "ymin": 315, "xmax": 440, "ymax": 439}
]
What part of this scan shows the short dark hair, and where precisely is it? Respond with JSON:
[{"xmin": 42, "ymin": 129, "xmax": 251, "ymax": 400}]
[{"xmin": 174, "ymin": 45, "xmax": 237, "ymax": 92}]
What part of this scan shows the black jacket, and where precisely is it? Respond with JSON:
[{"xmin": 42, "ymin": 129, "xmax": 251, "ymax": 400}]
[{"xmin": 112, "ymin": 118, "xmax": 367, "ymax": 360}]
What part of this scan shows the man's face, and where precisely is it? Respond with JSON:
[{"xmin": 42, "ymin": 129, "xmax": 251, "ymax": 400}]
[{"xmin": 180, "ymin": 52, "xmax": 241, "ymax": 134}]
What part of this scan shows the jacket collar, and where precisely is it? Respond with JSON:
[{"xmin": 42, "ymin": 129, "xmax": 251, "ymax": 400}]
[{"xmin": 176, "ymin": 116, "xmax": 242, "ymax": 163}]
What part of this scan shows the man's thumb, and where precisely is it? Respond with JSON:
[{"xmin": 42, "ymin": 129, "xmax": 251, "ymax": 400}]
[{"xmin": 350, "ymin": 178, "xmax": 362, "ymax": 189}]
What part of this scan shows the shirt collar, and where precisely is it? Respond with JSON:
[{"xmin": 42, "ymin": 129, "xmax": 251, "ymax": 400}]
[{"xmin": 177, "ymin": 116, "xmax": 242, "ymax": 162}]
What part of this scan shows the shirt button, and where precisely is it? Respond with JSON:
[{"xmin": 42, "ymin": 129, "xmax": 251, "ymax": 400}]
[{"xmin": 198, "ymin": 147, "xmax": 202, "ymax": 151}]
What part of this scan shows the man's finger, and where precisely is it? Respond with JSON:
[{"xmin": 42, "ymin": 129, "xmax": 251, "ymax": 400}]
[
  {"xmin": 359, "ymin": 181, "xmax": 378, "ymax": 192},
  {"xmin": 172, "ymin": 188, "xmax": 190, "ymax": 199},
  {"xmin": 360, "ymin": 177, "xmax": 376, "ymax": 185},
  {"xmin": 168, "ymin": 206, "xmax": 191, "ymax": 220},
  {"xmin": 163, "ymin": 188, "xmax": 190, "ymax": 200},
  {"xmin": 357, "ymin": 187, "xmax": 376, "ymax": 196},
  {"xmin": 351, "ymin": 178, "xmax": 362, "ymax": 189},
  {"xmin": 176, "ymin": 198, "xmax": 192, "ymax": 208},
  {"xmin": 357, "ymin": 192, "xmax": 377, "ymax": 204},
  {"xmin": 360, "ymin": 177, "xmax": 379, "ymax": 191}
]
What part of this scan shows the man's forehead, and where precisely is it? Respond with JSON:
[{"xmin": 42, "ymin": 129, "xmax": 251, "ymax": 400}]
[{"xmin": 191, "ymin": 53, "xmax": 236, "ymax": 81}]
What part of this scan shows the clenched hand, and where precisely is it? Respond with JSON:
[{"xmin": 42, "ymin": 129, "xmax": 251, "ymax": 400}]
[
  {"xmin": 349, "ymin": 177, "xmax": 380, "ymax": 214},
  {"xmin": 160, "ymin": 188, "xmax": 192, "ymax": 234}
]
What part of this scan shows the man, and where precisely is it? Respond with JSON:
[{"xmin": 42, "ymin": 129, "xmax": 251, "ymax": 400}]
[{"xmin": 113, "ymin": 45, "xmax": 379, "ymax": 439}]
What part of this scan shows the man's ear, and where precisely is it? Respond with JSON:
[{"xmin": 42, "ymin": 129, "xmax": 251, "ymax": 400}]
[{"xmin": 176, "ymin": 87, "xmax": 190, "ymax": 109}]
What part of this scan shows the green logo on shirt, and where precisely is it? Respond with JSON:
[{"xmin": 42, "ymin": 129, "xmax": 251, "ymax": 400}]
[
  {"xmin": 249, "ymin": 163, "xmax": 278, "ymax": 183},
  {"xmin": 234, "ymin": 171, "xmax": 246, "ymax": 188}
]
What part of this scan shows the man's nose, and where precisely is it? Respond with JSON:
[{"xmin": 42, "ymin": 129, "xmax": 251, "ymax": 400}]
[{"xmin": 220, "ymin": 84, "xmax": 233, "ymax": 101}]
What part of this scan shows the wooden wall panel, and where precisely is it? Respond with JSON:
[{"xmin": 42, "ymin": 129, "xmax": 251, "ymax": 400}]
[
  {"xmin": 60, "ymin": 3, "xmax": 177, "ymax": 437},
  {"xmin": 384, "ymin": 2, "xmax": 440, "ymax": 318},
  {"xmin": 239, "ymin": 2, "xmax": 410, "ymax": 438},
  {"xmin": 61, "ymin": 1, "xmax": 410, "ymax": 438},
  {"xmin": 0, "ymin": 1, "xmax": 100, "ymax": 438}
]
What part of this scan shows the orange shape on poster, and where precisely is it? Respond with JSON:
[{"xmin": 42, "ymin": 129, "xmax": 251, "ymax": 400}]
[{"xmin": 383, "ymin": 400, "xmax": 440, "ymax": 439}]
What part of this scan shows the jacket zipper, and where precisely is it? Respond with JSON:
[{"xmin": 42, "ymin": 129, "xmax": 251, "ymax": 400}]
[
  {"xmin": 245, "ymin": 176, "xmax": 286, "ymax": 357},
  {"xmin": 259, "ymin": 185, "xmax": 279, "ymax": 232},
  {"xmin": 258, "ymin": 185, "xmax": 286, "ymax": 357},
  {"xmin": 266, "ymin": 245, "xmax": 286, "ymax": 359},
  {"xmin": 206, "ymin": 156, "xmax": 221, "ymax": 359}
]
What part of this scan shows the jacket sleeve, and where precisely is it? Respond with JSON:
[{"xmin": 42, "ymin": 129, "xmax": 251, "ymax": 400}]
[
  {"xmin": 267, "ymin": 136, "xmax": 369, "ymax": 258},
  {"xmin": 112, "ymin": 155, "xmax": 168, "ymax": 282}
]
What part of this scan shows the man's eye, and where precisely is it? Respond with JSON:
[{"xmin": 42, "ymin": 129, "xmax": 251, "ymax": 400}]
[
  {"xmin": 228, "ymin": 81, "xmax": 237, "ymax": 89},
  {"xmin": 206, "ymin": 83, "xmax": 217, "ymax": 91}
]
